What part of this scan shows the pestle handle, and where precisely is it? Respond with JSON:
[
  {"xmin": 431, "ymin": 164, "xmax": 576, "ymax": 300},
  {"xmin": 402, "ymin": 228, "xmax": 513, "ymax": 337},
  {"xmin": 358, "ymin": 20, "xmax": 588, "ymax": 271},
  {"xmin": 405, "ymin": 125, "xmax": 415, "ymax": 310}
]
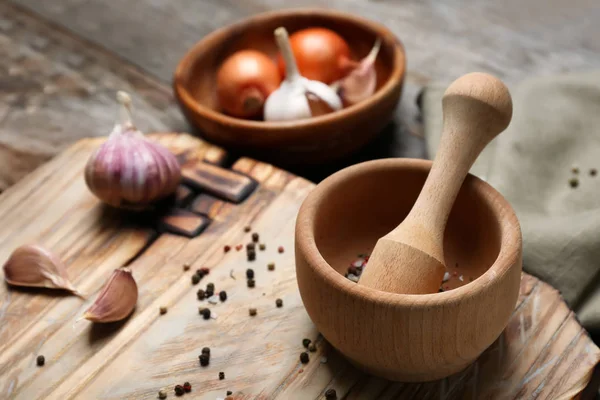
[{"xmin": 390, "ymin": 72, "xmax": 512, "ymax": 262}]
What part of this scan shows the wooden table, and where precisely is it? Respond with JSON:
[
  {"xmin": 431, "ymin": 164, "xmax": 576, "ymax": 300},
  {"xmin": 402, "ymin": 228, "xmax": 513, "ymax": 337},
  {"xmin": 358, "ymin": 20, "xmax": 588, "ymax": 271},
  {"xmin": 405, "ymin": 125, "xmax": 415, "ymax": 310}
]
[
  {"xmin": 1, "ymin": 1, "xmax": 600, "ymax": 398},
  {"xmin": 0, "ymin": 132, "xmax": 599, "ymax": 399}
]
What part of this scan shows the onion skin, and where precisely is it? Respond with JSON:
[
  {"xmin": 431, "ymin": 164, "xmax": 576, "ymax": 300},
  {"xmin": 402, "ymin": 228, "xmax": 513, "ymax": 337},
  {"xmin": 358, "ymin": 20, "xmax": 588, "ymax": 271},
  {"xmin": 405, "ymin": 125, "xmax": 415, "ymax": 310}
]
[
  {"xmin": 216, "ymin": 50, "xmax": 282, "ymax": 118},
  {"xmin": 277, "ymin": 28, "xmax": 354, "ymax": 84}
]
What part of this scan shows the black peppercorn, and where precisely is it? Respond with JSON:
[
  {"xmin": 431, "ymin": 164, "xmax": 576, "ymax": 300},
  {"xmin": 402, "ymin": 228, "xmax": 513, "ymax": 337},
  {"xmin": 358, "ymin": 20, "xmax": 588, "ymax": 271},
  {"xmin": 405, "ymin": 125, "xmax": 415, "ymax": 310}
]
[
  {"xmin": 244, "ymin": 225, "xmax": 251, "ymax": 232},
  {"xmin": 199, "ymin": 308, "xmax": 211, "ymax": 320},
  {"xmin": 591, "ymin": 168, "xmax": 598, "ymax": 177},
  {"xmin": 247, "ymin": 249, "xmax": 256, "ymax": 261},
  {"xmin": 219, "ymin": 371, "xmax": 225, "ymax": 380},
  {"xmin": 199, "ymin": 353, "xmax": 209, "ymax": 366},
  {"xmin": 325, "ymin": 388, "xmax": 337, "ymax": 399},
  {"xmin": 249, "ymin": 307, "xmax": 257, "ymax": 316},
  {"xmin": 197, "ymin": 289, "xmax": 206, "ymax": 300},
  {"xmin": 300, "ymin": 352, "xmax": 309, "ymax": 364},
  {"xmin": 219, "ymin": 290, "xmax": 227, "ymax": 302},
  {"xmin": 174, "ymin": 384, "xmax": 185, "ymax": 396},
  {"xmin": 227, "ymin": 390, "xmax": 233, "ymax": 395},
  {"xmin": 202, "ymin": 347, "xmax": 210, "ymax": 355},
  {"xmin": 246, "ymin": 243, "xmax": 255, "ymax": 251},
  {"xmin": 205, "ymin": 290, "xmax": 214, "ymax": 298},
  {"xmin": 246, "ymin": 268, "xmax": 255, "ymax": 279},
  {"xmin": 302, "ymin": 338, "xmax": 311, "ymax": 348},
  {"xmin": 191, "ymin": 274, "xmax": 201, "ymax": 285},
  {"xmin": 206, "ymin": 283, "xmax": 215, "ymax": 292},
  {"xmin": 569, "ymin": 177, "xmax": 579, "ymax": 188},
  {"xmin": 183, "ymin": 382, "xmax": 192, "ymax": 392},
  {"xmin": 251, "ymin": 232, "xmax": 259, "ymax": 243},
  {"xmin": 159, "ymin": 306, "xmax": 168, "ymax": 315},
  {"xmin": 196, "ymin": 269, "xmax": 205, "ymax": 278},
  {"xmin": 275, "ymin": 298, "xmax": 283, "ymax": 308},
  {"xmin": 36, "ymin": 355, "xmax": 45, "ymax": 366},
  {"xmin": 247, "ymin": 278, "xmax": 255, "ymax": 288},
  {"xmin": 308, "ymin": 343, "xmax": 317, "ymax": 352}
]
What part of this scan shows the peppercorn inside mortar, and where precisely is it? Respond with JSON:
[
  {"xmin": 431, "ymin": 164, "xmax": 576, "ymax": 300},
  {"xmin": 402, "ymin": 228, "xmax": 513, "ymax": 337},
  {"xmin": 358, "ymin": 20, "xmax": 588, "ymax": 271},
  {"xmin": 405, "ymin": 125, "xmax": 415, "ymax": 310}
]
[
  {"xmin": 344, "ymin": 253, "xmax": 477, "ymax": 291},
  {"xmin": 308, "ymin": 162, "xmax": 504, "ymax": 295}
]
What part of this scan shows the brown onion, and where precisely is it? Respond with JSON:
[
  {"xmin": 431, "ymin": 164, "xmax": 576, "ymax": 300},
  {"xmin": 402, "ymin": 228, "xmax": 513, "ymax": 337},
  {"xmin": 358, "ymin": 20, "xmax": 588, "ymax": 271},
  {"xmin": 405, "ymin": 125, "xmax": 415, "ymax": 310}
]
[
  {"xmin": 216, "ymin": 50, "xmax": 282, "ymax": 118},
  {"xmin": 277, "ymin": 28, "xmax": 356, "ymax": 84}
]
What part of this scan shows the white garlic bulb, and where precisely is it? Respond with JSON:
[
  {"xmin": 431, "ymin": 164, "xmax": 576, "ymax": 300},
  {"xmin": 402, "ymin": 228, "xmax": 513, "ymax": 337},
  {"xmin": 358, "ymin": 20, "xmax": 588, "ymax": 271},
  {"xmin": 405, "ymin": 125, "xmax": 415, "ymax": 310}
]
[
  {"xmin": 264, "ymin": 27, "xmax": 342, "ymax": 121},
  {"xmin": 84, "ymin": 91, "xmax": 181, "ymax": 209}
]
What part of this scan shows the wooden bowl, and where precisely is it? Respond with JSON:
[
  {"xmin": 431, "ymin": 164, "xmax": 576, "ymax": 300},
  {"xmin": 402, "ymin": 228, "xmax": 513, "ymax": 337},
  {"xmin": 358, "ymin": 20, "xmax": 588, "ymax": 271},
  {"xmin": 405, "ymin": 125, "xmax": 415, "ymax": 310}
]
[
  {"xmin": 295, "ymin": 159, "xmax": 522, "ymax": 381},
  {"xmin": 173, "ymin": 9, "xmax": 406, "ymax": 167}
]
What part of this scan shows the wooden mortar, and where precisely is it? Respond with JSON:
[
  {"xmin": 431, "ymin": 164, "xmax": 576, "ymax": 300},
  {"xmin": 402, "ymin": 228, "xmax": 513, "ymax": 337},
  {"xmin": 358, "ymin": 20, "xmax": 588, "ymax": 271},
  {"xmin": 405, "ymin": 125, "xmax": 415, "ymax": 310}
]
[{"xmin": 295, "ymin": 158, "xmax": 522, "ymax": 381}]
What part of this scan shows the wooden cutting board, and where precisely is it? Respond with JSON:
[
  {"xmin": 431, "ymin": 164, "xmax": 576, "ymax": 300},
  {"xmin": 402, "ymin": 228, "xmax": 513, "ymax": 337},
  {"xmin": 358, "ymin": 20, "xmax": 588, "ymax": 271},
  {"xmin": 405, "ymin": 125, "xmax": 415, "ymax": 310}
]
[{"xmin": 0, "ymin": 133, "xmax": 598, "ymax": 400}]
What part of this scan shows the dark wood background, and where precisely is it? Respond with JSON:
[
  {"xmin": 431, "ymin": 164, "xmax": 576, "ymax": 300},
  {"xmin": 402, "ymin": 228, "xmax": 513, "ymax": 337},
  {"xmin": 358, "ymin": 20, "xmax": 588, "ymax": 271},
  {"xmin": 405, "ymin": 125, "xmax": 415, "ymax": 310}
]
[{"xmin": 2, "ymin": 0, "xmax": 600, "ymax": 185}]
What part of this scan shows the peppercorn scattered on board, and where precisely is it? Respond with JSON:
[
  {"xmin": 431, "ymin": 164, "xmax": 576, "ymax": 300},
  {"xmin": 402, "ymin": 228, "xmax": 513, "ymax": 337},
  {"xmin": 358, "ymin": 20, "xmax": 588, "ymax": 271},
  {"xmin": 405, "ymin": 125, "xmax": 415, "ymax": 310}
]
[{"xmin": 0, "ymin": 132, "xmax": 598, "ymax": 399}]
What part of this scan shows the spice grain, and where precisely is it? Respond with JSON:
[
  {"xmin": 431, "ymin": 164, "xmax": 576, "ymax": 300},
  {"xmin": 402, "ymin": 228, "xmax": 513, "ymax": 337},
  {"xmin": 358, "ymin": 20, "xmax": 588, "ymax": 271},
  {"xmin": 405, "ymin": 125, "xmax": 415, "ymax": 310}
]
[
  {"xmin": 174, "ymin": 385, "xmax": 184, "ymax": 396},
  {"xmin": 199, "ymin": 353, "xmax": 209, "ymax": 366},
  {"xmin": 300, "ymin": 352, "xmax": 309, "ymax": 364}
]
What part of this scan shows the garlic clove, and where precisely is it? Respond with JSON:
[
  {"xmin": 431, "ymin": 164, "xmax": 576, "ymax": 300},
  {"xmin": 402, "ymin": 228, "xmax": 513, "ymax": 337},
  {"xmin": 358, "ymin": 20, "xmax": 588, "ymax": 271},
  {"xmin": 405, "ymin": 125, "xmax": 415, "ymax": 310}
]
[
  {"xmin": 264, "ymin": 27, "xmax": 342, "ymax": 122},
  {"xmin": 2, "ymin": 244, "xmax": 83, "ymax": 296},
  {"xmin": 83, "ymin": 268, "xmax": 138, "ymax": 323},
  {"xmin": 84, "ymin": 91, "xmax": 181, "ymax": 209},
  {"xmin": 332, "ymin": 38, "xmax": 381, "ymax": 106},
  {"xmin": 306, "ymin": 92, "xmax": 335, "ymax": 117},
  {"xmin": 301, "ymin": 78, "xmax": 342, "ymax": 111}
]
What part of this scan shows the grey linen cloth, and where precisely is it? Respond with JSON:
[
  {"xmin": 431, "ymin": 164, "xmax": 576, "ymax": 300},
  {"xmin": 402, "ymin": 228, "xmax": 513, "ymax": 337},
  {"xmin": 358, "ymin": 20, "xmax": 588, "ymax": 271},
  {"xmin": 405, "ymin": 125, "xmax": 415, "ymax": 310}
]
[{"xmin": 422, "ymin": 71, "xmax": 600, "ymax": 338}]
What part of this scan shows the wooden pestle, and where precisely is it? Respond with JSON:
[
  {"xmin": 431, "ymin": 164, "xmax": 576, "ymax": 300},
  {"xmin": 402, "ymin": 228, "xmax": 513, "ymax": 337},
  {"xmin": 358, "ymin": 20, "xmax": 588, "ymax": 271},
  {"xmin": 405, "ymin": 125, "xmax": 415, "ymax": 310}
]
[{"xmin": 358, "ymin": 72, "xmax": 513, "ymax": 294}]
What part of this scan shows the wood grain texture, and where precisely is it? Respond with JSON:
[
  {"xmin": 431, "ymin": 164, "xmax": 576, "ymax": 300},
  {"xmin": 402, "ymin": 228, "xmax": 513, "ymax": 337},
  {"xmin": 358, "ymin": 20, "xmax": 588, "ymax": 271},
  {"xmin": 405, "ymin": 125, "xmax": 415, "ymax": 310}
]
[
  {"xmin": 0, "ymin": 133, "xmax": 598, "ymax": 399},
  {"xmin": 359, "ymin": 73, "xmax": 513, "ymax": 295},
  {"xmin": 295, "ymin": 158, "xmax": 523, "ymax": 381}
]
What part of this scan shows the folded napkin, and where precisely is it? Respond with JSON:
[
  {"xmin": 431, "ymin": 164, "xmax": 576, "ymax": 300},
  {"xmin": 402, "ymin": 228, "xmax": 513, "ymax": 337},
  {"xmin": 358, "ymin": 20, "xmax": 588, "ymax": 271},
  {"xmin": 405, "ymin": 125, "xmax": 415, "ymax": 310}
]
[{"xmin": 422, "ymin": 71, "xmax": 600, "ymax": 339}]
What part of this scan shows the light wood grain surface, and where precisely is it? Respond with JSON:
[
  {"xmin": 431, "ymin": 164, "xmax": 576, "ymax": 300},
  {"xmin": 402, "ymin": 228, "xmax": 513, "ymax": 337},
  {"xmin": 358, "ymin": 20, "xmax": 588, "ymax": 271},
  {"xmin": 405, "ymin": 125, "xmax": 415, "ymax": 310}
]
[
  {"xmin": 3, "ymin": 0, "xmax": 600, "ymax": 187},
  {"xmin": 0, "ymin": 132, "xmax": 598, "ymax": 399}
]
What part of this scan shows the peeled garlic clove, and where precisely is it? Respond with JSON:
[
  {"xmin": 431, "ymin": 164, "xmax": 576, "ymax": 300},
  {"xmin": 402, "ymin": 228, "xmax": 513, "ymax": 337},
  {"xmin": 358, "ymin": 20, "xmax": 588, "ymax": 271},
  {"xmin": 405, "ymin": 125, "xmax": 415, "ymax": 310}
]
[
  {"xmin": 83, "ymin": 268, "xmax": 137, "ymax": 323},
  {"xmin": 264, "ymin": 27, "xmax": 342, "ymax": 122},
  {"xmin": 333, "ymin": 38, "xmax": 381, "ymax": 106},
  {"xmin": 84, "ymin": 91, "xmax": 181, "ymax": 209},
  {"xmin": 2, "ymin": 244, "xmax": 83, "ymax": 296},
  {"xmin": 301, "ymin": 77, "xmax": 342, "ymax": 112}
]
